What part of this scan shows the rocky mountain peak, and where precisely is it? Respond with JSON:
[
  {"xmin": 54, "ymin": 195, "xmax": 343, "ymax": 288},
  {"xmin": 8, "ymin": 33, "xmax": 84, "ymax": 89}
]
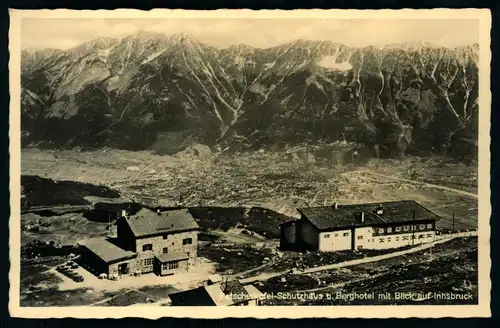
[{"xmin": 20, "ymin": 35, "xmax": 479, "ymax": 161}]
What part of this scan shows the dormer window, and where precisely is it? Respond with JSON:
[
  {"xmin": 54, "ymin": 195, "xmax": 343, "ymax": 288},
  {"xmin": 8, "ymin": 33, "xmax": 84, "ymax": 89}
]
[{"xmin": 376, "ymin": 206, "xmax": 384, "ymax": 215}]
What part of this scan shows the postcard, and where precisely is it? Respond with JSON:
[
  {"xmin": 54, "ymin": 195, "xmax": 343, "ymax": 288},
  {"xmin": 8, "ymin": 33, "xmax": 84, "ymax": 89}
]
[{"xmin": 9, "ymin": 8, "xmax": 491, "ymax": 318}]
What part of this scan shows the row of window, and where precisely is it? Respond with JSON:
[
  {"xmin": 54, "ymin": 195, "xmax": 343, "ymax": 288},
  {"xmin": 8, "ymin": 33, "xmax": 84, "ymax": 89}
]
[
  {"xmin": 375, "ymin": 233, "xmax": 434, "ymax": 243},
  {"xmin": 355, "ymin": 233, "xmax": 434, "ymax": 244},
  {"xmin": 162, "ymin": 261, "xmax": 179, "ymax": 270},
  {"xmin": 377, "ymin": 224, "xmax": 433, "ymax": 234},
  {"xmin": 323, "ymin": 224, "xmax": 434, "ymax": 239},
  {"xmin": 142, "ymin": 238, "xmax": 193, "ymax": 252},
  {"xmin": 143, "ymin": 258, "xmax": 188, "ymax": 268},
  {"xmin": 324, "ymin": 232, "xmax": 349, "ymax": 238}
]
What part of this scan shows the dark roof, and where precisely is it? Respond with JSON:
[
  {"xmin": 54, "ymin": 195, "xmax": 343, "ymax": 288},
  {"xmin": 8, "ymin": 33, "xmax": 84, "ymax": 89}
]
[
  {"xmin": 169, "ymin": 286, "xmax": 217, "ymax": 306},
  {"xmin": 169, "ymin": 281, "xmax": 263, "ymax": 306},
  {"xmin": 125, "ymin": 208, "xmax": 199, "ymax": 238},
  {"xmin": 155, "ymin": 252, "xmax": 189, "ymax": 263},
  {"xmin": 77, "ymin": 237, "xmax": 137, "ymax": 263},
  {"xmin": 297, "ymin": 200, "xmax": 440, "ymax": 231}
]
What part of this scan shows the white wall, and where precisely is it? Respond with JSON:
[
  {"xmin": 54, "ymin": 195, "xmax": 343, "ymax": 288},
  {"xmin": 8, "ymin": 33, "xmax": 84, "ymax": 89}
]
[
  {"xmin": 355, "ymin": 229, "xmax": 436, "ymax": 250},
  {"xmin": 353, "ymin": 226, "xmax": 373, "ymax": 250},
  {"xmin": 318, "ymin": 229, "xmax": 352, "ymax": 251}
]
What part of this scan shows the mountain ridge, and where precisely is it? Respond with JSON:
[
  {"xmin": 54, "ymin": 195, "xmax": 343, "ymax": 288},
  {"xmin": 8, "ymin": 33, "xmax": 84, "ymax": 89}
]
[{"xmin": 21, "ymin": 33, "xmax": 479, "ymax": 160}]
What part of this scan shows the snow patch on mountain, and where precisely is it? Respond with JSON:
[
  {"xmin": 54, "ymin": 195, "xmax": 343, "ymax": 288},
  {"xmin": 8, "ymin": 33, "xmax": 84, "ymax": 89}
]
[{"xmin": 317, "ymin": 56, "xmax": 353, "ymax": 71}]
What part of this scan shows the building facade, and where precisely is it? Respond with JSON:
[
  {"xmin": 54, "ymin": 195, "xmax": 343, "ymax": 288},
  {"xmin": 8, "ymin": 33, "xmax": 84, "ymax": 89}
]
[
  {"xmin": 78, "ymin": 208, "xmax": 199, "ymax": 278},
  {"xmin": 280, "ymin": 200, "xmax": 440, "ymax": 252}
]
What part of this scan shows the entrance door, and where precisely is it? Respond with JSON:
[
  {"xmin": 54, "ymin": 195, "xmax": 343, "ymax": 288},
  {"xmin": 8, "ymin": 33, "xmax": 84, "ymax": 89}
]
[{"xmin": 118, "ymin": 263, "xmax": 129, "ymax": 275}]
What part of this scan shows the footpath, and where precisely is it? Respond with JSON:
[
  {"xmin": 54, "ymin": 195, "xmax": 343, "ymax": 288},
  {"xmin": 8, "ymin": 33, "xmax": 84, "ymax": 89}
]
[{"xmin": 240, "ymin": 232, "xmax": 476, "ymax": 284}]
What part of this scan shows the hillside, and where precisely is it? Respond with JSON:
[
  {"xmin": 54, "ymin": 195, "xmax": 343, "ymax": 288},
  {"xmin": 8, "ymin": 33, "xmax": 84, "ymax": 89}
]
[{"xmin": 21, "ymin": 33, "xmax": 479, "ymax": 160}]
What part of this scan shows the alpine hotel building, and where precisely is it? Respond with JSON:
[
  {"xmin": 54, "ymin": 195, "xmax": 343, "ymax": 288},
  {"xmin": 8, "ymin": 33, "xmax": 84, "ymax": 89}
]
[
  {"xmin": 78, "ymin": 208, "xmax": 199, "ymax": 278},
  {"xmin": 280, "ymin": 200, "xmax": 440, "ymax": 252}
]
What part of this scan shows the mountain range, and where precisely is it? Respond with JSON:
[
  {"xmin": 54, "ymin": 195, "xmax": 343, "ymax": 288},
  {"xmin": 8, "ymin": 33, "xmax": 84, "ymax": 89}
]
[{"xmin": 21, "ymin": 31, "xmax": 479, "ymax": 159}]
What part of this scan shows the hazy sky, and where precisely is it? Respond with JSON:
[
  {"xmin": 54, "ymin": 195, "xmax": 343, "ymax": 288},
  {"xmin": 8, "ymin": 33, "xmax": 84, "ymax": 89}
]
[{"xmin": 21, "ymin": 18, "xmax": 479, "ymax": 50}]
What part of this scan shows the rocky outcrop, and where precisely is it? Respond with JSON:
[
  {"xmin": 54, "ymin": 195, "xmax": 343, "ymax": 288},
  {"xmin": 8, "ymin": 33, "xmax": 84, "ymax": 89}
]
[{"xmin": 21, "ymin": 33, "xmax": 479, "ymax": 160}]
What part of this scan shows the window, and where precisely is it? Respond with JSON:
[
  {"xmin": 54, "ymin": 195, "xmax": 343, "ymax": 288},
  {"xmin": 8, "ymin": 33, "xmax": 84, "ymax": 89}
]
[
  {"xmin": 162, "ymin": 262, "xmax": 179, "ymax": 271},
  {"xmin": 403, "ymin": 236, "xmax": 409, "ymax": 241},
  {"xmin": 357, "ymin": 236, "xmax": 363, "ymax": 240},
  {"xmin": 427, "ymin": 224, "xmax": 433, "ymax": 229},
  {"xmin": 163, "ymin": 247, "xmax": 168, "ymax": 254},
  {"xmin": 163, "ymin": 235, "xmax": 168, "ymax": 240},
  {"xmin": 187, "ymin": 252, "xmax": 190, "ymax": 257},
  {"xmin": 379, "ymin": 238, "xmax": 385, "ymax": 243},
  {"xmin": 183, "ymin": 238, "xmax": 193, "ymax": 245},
  {"xmin": 142, "ymin": 244, "xmax": 153, "ymax": 252},
  {"xmin": 143, "ymin": 258, "xmax": 153, "ymax": 266},
  {"xmin": 172, "ymin": 242, "xmax": 175, "ymax": 246},
  {"xmin": 403, "ymin": 225, "xmax": 410, "ymax": 231},
  {"xmin": 343, "ymin": 232, "xmax": 349, "ymax": 237},
  {"xmin": 396, "ymin": 237, "xmax": 400, "ymax": 241},
  {"xmin": 387, "ymin": 237, "xmax": 391, "ymax": 242},
  {"xmin": 426, "ymin": 234, "xmax": 433, "ymax": 238},
  {"xmin": 387, "ymin": 227, "xmax": 393, "ymax": 233},
  {"xmin": 324, "ymin": 234, "xmax": 330, "ymax": 238},
  {"xmin": 378, "ymin": 228, "xmax": 385, "ymax": 234},
  {"xmin": 334, "ymin": 233, "xmax": 338, "ymax": 237},
  {"xmin": 419, "ymin": 224, "xmax": 426, "ymax": 230},
  {"xmin": 418, "ymin": 234, "xmax": 424, "ymax": 239},
  {"xmin": 357, "ymin": 246, "xmax": 363, "ymax": 250},
  {"xmin": 411, "ymin": 235, "xmax": 416, "ymax": 239},
  {"xmin": 168, "ymin": 261, "xmax": 179, "ymax": 270},
  {"xmin": 395, "ymin": 226, "xmax": 402, "ymax": 232}
]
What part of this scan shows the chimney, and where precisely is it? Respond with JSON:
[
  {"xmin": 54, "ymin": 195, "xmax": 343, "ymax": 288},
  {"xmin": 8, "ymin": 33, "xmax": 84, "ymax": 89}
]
[
  {"xmin": 360, "ymin": 211, "xmax": 365, "ymax": 223},
  {"xmin": 334, "ymin": 202, "xmax": 338, "ymax": 209},
  {"xmin": 121, "ymin": 209, "xmax": 128, "ymax": 219},
  {"xmin": 157, "ymin": 209, "xmax": 161, "ymax": 216},
  {"xmin": 376, "ymin": 205, "xmax": 384, "ymax": 215}
]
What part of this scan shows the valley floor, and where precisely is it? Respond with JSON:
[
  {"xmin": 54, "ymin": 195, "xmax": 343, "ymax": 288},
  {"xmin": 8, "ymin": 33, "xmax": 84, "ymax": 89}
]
[
  {"xmin": 17, "ymin": 147, "xmax": 480, "ymax": 306},
  {"xmin": 21, "ymin": 147, "xmax": 478, "ymax": 232}
]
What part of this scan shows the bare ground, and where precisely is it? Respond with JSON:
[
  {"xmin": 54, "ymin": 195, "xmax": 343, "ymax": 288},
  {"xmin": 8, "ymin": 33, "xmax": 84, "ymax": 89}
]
[{"xmin": 19, "ymin": 148, "xmax": 479, "ymax": 306}]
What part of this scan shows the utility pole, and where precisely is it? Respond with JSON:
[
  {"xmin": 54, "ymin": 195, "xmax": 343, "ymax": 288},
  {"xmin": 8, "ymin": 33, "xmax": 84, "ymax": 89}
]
[{"xmin": 452, "ymin": 210, "xmax": 456, "ymax": 233}]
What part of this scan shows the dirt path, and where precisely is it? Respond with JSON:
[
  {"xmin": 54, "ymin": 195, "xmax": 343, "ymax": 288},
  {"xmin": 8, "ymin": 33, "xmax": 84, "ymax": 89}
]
[
  {"xmin": 229, "ymin": 256, "xmax": 279, "ymax": 279},
  {"xmin": 366, "ymin": 172, "xmax": 478, "ymax": 199},
  {"xmin": 293, "ymin": 273, "xmax": 387, "ymax": 293},
  {"xmin": 89, "ymin": 289, "xmax": 135, "ymax": 306},
  {"xmin": 240, "ymin": 237, "xmax": 455, "ymax": 284}
]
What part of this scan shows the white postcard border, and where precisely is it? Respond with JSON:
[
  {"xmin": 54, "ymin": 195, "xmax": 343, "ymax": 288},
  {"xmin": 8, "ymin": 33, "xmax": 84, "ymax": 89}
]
[{"xmin": 8, "ymin": 8, "xmax": 492, "ymax": 319}]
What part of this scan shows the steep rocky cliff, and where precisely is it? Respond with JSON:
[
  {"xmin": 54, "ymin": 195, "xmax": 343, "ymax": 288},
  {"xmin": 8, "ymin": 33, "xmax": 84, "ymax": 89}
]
[{"xmin": 21, "ymin": 31, "xmax": 479, "ymax": 159}]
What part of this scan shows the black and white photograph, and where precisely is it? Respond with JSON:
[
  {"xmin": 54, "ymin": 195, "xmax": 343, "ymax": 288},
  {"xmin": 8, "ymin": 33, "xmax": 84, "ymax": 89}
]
[{"xmin": 8, "ymin": 9, "xmax": 491, "ymax": 319}]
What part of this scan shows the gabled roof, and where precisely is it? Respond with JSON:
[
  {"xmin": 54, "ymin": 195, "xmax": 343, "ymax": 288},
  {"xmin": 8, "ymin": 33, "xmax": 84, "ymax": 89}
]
[
  {"xmin": 155, "ymin": 252, "xmax": 189, "ymax": 263},
  {"xmin": 169, "ymin": 286, "xmax": 217, "ymax": 306},
  {"xmin": 124, "ymin": 208, "xmax": 199, "ymax": 238},
  {"xmin": 297, "ymin": 200, "xmax": 440, "ymax": 231},
  {"xmin": 78, "ymin": 237, "xmax": 137, "ymax": 264},
  {"xmin": 169, "ymin": 281, "xmax": 264, "ymax": 306}
]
